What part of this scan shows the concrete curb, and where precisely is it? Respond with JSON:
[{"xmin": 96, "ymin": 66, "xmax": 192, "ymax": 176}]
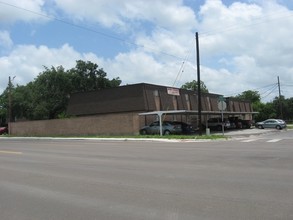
[{"xmin": 0, "ymin": 128, "xmax": 286, "ymax": 142}]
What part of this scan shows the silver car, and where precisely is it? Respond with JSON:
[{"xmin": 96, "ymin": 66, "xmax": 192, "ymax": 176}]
[
  {"xmin": 139, "ymin": 121, "xmax": 182, "ymax": 135},
  {"xmin": 255, "ymin": 119, "xmax": 286, "ymax": 130}
]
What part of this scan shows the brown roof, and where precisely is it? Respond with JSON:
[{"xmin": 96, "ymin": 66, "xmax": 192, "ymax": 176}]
[{"xmin": 67, "ymin": 83, "xmax": 253, "ymax": 116}]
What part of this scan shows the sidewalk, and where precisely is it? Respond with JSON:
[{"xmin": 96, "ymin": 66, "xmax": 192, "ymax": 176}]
[{"xmin": 213, "ymin": 128, "xmax": 279, "ymax": 138}]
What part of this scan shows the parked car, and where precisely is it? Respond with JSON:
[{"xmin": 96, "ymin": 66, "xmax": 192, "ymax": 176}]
[
  {"xmin": 255, "ymin": 119, "xmax": 286, "ymax": 130},
  {"xmin": 239, "ymin": 119, "xmax": 253, "ymax": 129},
  {"xmin": 139, "ymin": 121, "xmax": 182, "ymax": 135},
  {"xmin": 171, "ymin": 121, "xmax": 197, "ymax": 134},
  {"xmin": 0, "ymin": 126, "xmax": 8, "ymax": 135},
  {"xmin": 228, "ymin": 117, "xmax": 253, "ymax": 129},
  {"xmin": 205, "ymin": 118, "xmax": 231, "ymax": 131}
]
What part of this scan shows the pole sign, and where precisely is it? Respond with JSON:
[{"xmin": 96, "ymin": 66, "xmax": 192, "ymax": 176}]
[
  {"xmin": 217, "ymin": 96, "xmax": 227, "ymax": 111},
  {"xmin": 218, "ymin": 96, "xmax": 226, "ymax": 135}
]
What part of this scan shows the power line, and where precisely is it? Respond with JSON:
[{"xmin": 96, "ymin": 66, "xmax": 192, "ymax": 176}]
[
  {"xmin": 1, "ymin": 0, "xmax": 293, "ymax": 96},
  {"xmin": 199, "ymin": 7, "xmax": 293, "ymax": 38},
  {"xmin": 260, "ymin": 84, "xmax": 278, "ymax": 100},
  {"xmin": 225, "ymin": 83, "xmax": 277, "ymax": 97},
  {"xmin": 0, "ymin": 1, "xmax": 185, "ymax": 61},
  {"xmin": 258, "ymin": 83, "xmax": 278, "ymax": 96}
]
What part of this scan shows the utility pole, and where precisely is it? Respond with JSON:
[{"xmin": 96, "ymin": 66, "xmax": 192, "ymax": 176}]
[
  {"xmin": 8, "ymin": 76, "xmax": 15, "ymax": 135},
  {"xmin": 195, "ymin": 32, "xmax": 202, "ymax": 135},
  {"xmin": 277, "ymin": 76, "xmax": 283, "ymax": 119},
  {"xmin": 8, "ymin": 76, "xmax": 12, "ymax": 123}
]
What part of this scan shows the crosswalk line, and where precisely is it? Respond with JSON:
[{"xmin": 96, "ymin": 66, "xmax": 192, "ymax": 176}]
[
  {"xmin": 240, "ymin": 139, "xmax": 282, "ymax": 143},
  {"xmin": 241, "ymin": 139, "xmax": 258, "ymax": 143},
  {"xmin": 266, "ymin": 139, "xmax": 282, "ymax": 143}
]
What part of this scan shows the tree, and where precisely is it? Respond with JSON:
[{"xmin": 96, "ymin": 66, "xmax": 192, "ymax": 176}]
[
  {"xmin": 253, "ymin": 102, "xmax": 276, "ymax": 122},
  {"xmin": 234, "ymin": 90, "xmax": 262, "ymax": 117},
  {"xmin": 271, "ymin": 96, "xmax": 293, "ymax": 120},
  {"xmin": 0, "ymin": 60, "xmax": 122, "ymax": 121},
  {"xmin": 12, "ymin": 84, "xmax": 35, "ymax": 120},
  {"xmin": 68, "ymin": 60, "xmax": 121, "ymax": 92},
  {"xmin": 31, "ymin": 66, "xmax": 72, "ymax": 119},
  {"xmin": 0, "ymin": 88, "xmax": 8, "ymax": 125},
  {"xmin": 235, "ymin": 90, "xmax": 261, "ymax": 103},
  {"xmin": 181, "ymin": 80, "xmax": 209, "ymax": 93},
  {"xmin": 30, "ymin": 61, "xmax": 121, "ymax": 120}
]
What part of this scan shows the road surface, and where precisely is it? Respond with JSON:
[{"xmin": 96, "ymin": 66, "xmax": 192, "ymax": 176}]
[{"xmin": 0, "ymin": 130, "xmax": 293, "ymax": 220}]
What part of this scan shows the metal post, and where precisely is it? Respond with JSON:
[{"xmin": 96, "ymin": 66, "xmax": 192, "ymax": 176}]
[
  {"xmin": 159, "ymin": 113, "xmax": 163, "ymax": 136},
  {"xmin": 221, "ymin": 101, "xmax": 224, "ymax": 136}
]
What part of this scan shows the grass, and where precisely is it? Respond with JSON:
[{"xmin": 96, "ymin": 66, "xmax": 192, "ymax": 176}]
[
  {"xmin": 136, "ymin": 134, "xmax": 227, "ymax": 140},
  {"xmin": 84, "ymin": 134, "xmax": 228, "ymax": 140},
  {"xmin": 2, "ymin": 133, "xmax": 227, "ymax": 140}
]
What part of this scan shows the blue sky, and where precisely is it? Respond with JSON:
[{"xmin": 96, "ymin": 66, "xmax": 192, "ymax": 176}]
[{"xmin": 1, "ymin": 0, "xmax": 293, "ymax": 102}]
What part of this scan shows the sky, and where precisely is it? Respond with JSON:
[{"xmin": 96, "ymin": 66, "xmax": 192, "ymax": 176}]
[{"xmin": 0, "ymin": 0, "xmax": 293, "ymax": 102}]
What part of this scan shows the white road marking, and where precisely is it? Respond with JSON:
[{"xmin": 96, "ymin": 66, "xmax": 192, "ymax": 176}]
[
  {"xmin": 241, "ymin": 139, "xmax": 258, "ymax": 143},
  {"xmin": 0, "ymin": 150, "xmax": 23, "ymax": 155},
  {"xmin": 267, "ymin": 139, "xmax": 282, "ymax": 143}
]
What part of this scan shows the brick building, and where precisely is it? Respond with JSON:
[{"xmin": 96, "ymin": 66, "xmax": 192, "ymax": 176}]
[
  {"xmin": 67, "ymin": 83, "xmax": 254, "ymax": 133},
  {"xmin": 9, "ymin": 83, "xmax": 255, "ymax": 136}
]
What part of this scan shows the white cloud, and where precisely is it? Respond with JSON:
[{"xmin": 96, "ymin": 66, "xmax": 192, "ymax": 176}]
[
  {"xmin": 196, "ymin": 0, "xmax": 293, "ymax": 101},
  {"xmin": 0, "ymin": 44, "xmax": 81, "ymax": 90},
  {"xmin": 53, "ymin": 0, "xmax": 197, "ymax": 31},
  {"xmin": 0, "ymin": 31, "xmax": 13, "ymax": 48},
  {"xmin": 1, "ymin": 0, "xmax": 293, "ymax": 103},
  {"xmin": 0, "ymin": 0, "xmax": 48, "ymax": 23}
]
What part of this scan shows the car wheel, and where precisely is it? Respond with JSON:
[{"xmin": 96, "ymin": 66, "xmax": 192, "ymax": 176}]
[
  {"xmin": 140, "ymin": 129, "xmax": 147, "ymax": 135},
  {"xmin": 276, "ymin": 125, "xmax": 282, "ymax": 130},
  {"xmin": 164, "ymin": 130, "xmax": 171, "ymax": 135},
  {"xmin": 258, "ymin": 125, "xmax": 264, "ymax": 129}
]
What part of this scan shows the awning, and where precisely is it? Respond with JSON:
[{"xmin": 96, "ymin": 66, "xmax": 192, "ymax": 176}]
[{"xmin": 139, "ymin": 110, "xmax": 258, "ymax": 136}]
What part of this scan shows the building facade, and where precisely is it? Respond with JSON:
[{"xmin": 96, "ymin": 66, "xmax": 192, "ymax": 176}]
[{"xmin": 9, "ymin": 83, "xmax": 255, "ymax": 136}]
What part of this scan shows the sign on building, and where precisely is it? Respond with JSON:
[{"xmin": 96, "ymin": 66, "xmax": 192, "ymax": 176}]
[{"xmin": 167, "ymin": 88, "xmax": 180, "ymax": 96}]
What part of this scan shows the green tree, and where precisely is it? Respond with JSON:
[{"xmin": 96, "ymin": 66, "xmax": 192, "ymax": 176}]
[
  {"xmin": 253, "ymin": 102, "xmax": 276, "ymax": 122},
  {"xmin": 0, "ymin": 89, "xmax": 8, "ymax": 125},
  {"xmin": 31, "ymin": 66, "xmax": 72, "ymax": 119},
  {"xmin": 234, "ymin": 90, "xmax": 263, "ymax": 117},
  {"xmin": 235, "ymin": 90, "xmax": 261, "ymax": 103},
  {"xmin": 0, "ymin": 60, "xmax": 122, "ymax": 121},
  {"xmin": 13, "ymin": 84, "xmax": 35, "ymax": 120},
  {"xmin": 271, "ymin": 96, "xmax": 293, "ymax": 120},
  {"xmin": 181, "ymin": 80, "xmax": 209, "ymax": 93},
  {"xmin": 68, "ymin": 60, "xmax": 121, "ymax": 92},
  {"xmin": 286, "ymin": 97, "xmax": 293, "ymax": 120}
]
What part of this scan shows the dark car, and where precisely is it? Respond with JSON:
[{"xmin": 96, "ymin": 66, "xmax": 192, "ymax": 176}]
[
  {"xmin": 228, "ymin": 117, "xmax": 253, "ymax": 129},
  {"xmin": 171, "ymin": 121, "xmax": 197, "ymax": 134},
  {"xmin": 139, "ymin": 121, "xmax": 182, "ymax": 135},
  {"xmin": 255, "ymin": 119, "xmax": 286, "ymax": 130},
  {"xmin": 239, "ymin": 119, "xmax": 253, "ymax": 129},
  {"xmin": 205, "ymin": 118, "xmax": 231, "ymax": 131},
  {"xmin": 0, "ymin": 127, "xmax": 8, "ymax": 135}
]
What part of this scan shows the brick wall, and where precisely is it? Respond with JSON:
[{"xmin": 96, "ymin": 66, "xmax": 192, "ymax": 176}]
[{"xmin": 9, "ymin": 112, "xmax": 141, "ymax": 136}]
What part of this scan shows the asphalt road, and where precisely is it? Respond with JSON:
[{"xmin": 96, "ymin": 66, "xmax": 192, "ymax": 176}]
[{"xmin": 1, "ymin": 130, "xmax": 293, "ymax": 220}]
